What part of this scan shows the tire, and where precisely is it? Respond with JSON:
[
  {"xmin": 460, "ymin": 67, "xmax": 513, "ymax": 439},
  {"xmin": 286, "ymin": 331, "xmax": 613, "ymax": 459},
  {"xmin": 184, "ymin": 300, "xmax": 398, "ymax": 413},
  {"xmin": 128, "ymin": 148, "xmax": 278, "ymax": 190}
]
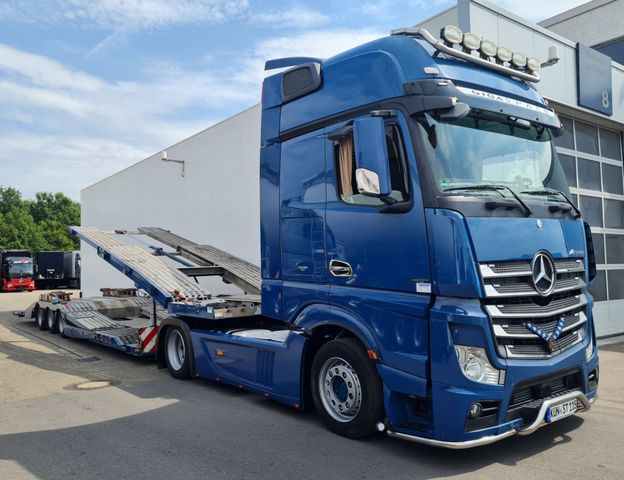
[
  {"xmin": 37, "ymin": 307, "xmax": 49, "ymax": 331},
  {"xmin": 58, "ymin": 313, "xmax": 68, "ymax": 338},
  {"xmin": 311, "ymin": 338, "xmax": 384, "ymax": 439},
  {"xmin": 47, "ymin": 309, "xmax": 59, "ymax": 334},
  {"xmin": 164, "ymin": 327, "xmax": 191, "ymax": 379}
]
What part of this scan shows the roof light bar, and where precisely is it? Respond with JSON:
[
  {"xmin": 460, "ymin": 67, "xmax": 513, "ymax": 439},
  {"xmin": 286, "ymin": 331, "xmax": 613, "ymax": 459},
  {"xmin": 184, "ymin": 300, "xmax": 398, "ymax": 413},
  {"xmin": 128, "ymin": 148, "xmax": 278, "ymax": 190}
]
[{"xmin": 390, "ymin": 25, "xmax": 542, "ymax": 83}]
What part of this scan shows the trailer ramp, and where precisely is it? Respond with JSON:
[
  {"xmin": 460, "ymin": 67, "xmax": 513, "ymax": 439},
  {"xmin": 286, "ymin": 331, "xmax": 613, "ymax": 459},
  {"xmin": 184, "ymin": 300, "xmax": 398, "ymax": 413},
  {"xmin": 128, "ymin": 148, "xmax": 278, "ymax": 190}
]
[
  {"xmin": 71, "ymin": 226, "xmax": 260, "ymax": 320},
  {"xmin": 138, "ymin": 227, "xmax": 261, "ymax": 295},
  {"xmin": 71, "ymin": 226, "xmax": 211, "ymax": 307}
]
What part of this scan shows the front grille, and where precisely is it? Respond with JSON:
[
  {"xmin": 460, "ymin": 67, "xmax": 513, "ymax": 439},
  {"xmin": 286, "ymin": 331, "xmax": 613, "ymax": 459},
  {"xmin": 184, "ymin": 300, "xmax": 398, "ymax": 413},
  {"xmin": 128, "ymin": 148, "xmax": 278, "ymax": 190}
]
[
  {"xmin": 480, "ymin": 257, "xmax": 587, "ymax": 359},
  {"xmin": 505, "ymin": 368, "xmax": 583, "ymax": 423}
]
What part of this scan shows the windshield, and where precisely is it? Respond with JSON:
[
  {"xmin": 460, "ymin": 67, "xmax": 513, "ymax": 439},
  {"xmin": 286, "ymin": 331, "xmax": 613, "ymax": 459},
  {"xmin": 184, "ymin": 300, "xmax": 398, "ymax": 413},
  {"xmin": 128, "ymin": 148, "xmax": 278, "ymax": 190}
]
[
  {"xmin": 418, "ymin": 111, "xmax": 571, "ymax": 198},
  {"xmin": 8, "ymin": 260, "xmax": 33, "ymax": 277}
]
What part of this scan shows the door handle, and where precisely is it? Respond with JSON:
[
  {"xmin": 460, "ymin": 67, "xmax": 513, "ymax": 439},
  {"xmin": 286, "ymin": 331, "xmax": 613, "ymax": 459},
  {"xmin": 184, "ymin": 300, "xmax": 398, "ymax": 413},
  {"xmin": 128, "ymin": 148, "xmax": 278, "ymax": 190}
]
[{"xmin": 329, "ymin": 259, "xmax": 353, "ymax": 278}]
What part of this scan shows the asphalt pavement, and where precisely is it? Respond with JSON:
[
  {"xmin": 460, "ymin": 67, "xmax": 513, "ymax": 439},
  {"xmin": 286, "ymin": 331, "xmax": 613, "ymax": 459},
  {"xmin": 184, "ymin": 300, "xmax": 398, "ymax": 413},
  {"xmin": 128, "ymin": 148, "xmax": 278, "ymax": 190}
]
[{"xmin": 0, "ymin": 291, "xmax": 623, "ymax": 480}]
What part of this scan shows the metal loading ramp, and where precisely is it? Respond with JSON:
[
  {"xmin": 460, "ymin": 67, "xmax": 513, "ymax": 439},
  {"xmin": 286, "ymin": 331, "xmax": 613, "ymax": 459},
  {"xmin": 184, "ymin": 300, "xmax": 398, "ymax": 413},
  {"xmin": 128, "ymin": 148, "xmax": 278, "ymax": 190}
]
[
  {"xmin": 71, "ymin": 226, "xmax": 211, "ymax": 307},
  {"xmin": 138, "ymin": 227, "xmax": 261, "ymax": 295}
]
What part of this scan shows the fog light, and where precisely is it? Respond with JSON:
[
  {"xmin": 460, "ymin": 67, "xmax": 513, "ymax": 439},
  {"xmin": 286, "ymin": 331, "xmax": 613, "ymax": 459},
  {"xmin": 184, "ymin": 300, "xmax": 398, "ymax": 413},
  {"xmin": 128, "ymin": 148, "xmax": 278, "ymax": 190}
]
[
  {"xmin": 480, "ymin": 39, "xmax": 497, "ymax": 58},
  {"xmin": 462, "ymin": 32, "xmax": 481, "ymax": 51},
  {"xmin": 469, "ymin": 402, "xmax": 483, "ymax": 419},
  {"xmin": 441, "ymin": 25, "xmax": 463, "ymax": 45},
  {"xmin": 496, "ymin": 46, "xmax": 513, "ymax": 63},
  {"xmin": 527, "ymin": 57, "xmax": 540, "ymax": 72},
  {"xmin": 511, "ymin": 52, "xmax": 527, "ymax": 68}
]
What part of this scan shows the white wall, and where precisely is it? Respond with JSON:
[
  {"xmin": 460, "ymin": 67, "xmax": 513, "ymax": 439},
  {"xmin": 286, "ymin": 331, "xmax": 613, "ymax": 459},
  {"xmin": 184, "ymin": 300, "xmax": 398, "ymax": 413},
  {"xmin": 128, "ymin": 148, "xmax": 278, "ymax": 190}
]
[
  {"xmin": 539, "ymin": 0, "xmax": 624, "ymax": 48},
  {"xmin": 81, "ymin": 104, "xmax": 262, "ymax": 297}
]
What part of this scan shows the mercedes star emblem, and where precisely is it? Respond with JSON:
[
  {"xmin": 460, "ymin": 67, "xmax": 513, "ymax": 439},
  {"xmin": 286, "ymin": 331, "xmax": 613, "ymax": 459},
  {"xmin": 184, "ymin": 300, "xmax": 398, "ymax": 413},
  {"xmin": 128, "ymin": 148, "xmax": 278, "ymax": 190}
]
[{"xmin": 531, "ymin": 251, "xmax": 556, "ymax": 296}]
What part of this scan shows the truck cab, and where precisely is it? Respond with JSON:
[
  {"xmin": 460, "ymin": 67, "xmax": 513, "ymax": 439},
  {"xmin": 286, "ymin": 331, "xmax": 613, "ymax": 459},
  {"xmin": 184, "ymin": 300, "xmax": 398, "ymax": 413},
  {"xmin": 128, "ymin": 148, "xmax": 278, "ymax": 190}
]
[
  {"xmin": 1, "ymin": 250, "xmax": 35, "ymax": 292},
  {"xmin": 259, "ymin": 26, "xmax": 598, "ymax": 447}
]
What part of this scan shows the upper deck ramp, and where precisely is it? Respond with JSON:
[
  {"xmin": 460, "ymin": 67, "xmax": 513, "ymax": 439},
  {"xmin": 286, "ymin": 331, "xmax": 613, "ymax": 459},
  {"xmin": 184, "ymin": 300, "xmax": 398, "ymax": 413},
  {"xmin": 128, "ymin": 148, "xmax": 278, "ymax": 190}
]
[
  {"xmin": 71, "ymin": 226, "xmax": 211, "ymax": 307},
  {"xmin": 138, "ymin": 227, "xmax": 261, "ymax": 295}
]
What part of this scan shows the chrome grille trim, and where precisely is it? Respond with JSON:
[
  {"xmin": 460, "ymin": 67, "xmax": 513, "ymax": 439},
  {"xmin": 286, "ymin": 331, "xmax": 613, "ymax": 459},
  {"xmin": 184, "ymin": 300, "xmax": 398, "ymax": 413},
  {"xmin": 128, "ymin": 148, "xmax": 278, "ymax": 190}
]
[
  {"xmin": 504, "ymin": 330, "xmax": 584, "ymax": 359},
  {"xmin": 479, "ymin": 258, "xmax": 584, "ymax": 279},
  {"xmin": 485, "ymin": 293, "xmax": 586, "ymax": 318},
  {"xmin": 483, "ymin": 277, "xmax": 585, "ymax": 298},
  {"xmin": 492, "ymin": 311, "xmax": 587, "ymax": 338}
]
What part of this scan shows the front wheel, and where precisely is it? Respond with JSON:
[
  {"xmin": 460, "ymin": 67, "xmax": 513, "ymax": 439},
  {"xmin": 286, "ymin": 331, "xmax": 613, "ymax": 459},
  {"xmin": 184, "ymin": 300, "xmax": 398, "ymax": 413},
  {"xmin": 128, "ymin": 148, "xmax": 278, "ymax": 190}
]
[
  {"xmin": 311, "ymin": 338, "xmax": 384, "ymax": 439},
  {"xmin": 164, "ymin": 327, "xmax": 191, "ymax": 379}
]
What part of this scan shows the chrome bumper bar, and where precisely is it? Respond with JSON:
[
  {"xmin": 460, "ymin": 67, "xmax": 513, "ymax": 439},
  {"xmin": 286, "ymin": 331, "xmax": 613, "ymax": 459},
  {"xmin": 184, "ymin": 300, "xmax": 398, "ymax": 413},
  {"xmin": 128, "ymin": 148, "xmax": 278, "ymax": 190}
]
[{"xmin": 387, "ymin": 391, "xmax": 594, "ymax": 449}]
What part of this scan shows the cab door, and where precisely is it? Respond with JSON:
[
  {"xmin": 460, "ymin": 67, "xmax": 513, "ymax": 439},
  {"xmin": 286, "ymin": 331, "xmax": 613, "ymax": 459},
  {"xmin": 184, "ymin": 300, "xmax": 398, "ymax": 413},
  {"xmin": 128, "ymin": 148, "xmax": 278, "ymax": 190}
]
[
  {"xmin": 280, "ymin": 128, "xmax": 329, "ymax": 321},
  {"xmin": 324, "ymin": 111, "xmax": 431, "ymax": 378}
]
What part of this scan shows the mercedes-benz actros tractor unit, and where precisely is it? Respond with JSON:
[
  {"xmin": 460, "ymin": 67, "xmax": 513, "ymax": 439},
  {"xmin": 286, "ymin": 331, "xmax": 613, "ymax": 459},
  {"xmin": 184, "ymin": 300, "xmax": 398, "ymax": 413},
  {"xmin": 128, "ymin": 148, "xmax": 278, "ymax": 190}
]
[{"xmin": 26, "ymin": 25, "xmax": 599, "ymax": 448}]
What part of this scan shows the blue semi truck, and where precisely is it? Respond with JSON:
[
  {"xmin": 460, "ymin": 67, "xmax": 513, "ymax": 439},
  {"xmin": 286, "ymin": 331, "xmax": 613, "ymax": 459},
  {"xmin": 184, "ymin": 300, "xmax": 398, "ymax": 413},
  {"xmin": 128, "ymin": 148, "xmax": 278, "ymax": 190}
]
[{"xmin": 27, "ymin": 25, "xmax": 598, "ymax": 448}]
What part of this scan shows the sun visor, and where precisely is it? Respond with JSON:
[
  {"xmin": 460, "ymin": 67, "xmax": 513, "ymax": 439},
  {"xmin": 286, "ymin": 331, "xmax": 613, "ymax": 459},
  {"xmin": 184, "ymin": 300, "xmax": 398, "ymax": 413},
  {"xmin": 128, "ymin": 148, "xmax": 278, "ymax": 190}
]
[{"xmin": 456, "ymin": 86, "xmax": 561, "ymax": 131}]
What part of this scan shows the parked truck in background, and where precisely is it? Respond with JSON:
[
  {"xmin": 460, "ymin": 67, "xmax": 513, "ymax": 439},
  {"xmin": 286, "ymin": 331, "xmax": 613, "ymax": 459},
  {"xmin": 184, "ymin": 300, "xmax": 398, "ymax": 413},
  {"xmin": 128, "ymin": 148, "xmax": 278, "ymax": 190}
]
[
  {"xmin": 34, "ymin": 251, "xmax": 65, "ymax": 289},
  {"xmin": 1, "ymin": 250, "xmax": 35, "ymax": 292},
  {"xmin": 63, "ymin": 251, "xmax": 81, "ymax": 289},
  {"xmin": 23, "ymin": 25, "xmax": 599, "ymax": 448}
]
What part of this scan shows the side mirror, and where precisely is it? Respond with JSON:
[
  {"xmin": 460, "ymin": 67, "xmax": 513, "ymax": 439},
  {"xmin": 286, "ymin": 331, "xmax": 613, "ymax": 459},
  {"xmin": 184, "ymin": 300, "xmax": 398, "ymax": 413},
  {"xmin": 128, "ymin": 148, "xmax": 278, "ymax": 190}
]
[{"xmin": 353, "ymin": 117, "xmax": 392, "ymax": 197}]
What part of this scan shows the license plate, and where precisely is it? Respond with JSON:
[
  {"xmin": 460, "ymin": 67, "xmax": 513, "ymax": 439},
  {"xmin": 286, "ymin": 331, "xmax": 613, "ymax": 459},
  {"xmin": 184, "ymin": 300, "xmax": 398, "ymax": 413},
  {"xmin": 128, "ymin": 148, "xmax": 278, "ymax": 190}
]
[{"xmin": 546, "ymin": 398, "xmax": 578, "ymax": 423}]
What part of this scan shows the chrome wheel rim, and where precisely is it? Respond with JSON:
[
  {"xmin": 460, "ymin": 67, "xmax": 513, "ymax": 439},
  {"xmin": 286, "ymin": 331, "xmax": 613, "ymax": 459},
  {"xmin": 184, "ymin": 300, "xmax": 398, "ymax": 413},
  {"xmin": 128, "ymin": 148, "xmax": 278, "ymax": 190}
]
[
  {"xmin": 167, "ymin": 330, "xmax": 185, "ymax": 371},
  {"xmin": 37, "ymin": 309, "xmax": 44, "ymax": 327},
  {"xmin": 58, "ymin": 315, "xmax": 65, "ymax": 333},
  {"xmin": 318, "ymin": 356, "xmax": 362, "ymax": 423},
  {"xmin": 47, "ymin": 311, "xmax": 55, "ymax": 330}
]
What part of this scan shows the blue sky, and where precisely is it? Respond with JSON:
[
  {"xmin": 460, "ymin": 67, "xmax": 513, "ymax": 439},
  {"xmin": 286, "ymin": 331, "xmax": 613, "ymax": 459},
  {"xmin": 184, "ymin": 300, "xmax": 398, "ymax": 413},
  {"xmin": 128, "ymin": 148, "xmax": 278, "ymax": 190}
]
[{"xmin": 0, "ymin": 0, "xmax": 587, "ymax": 200}]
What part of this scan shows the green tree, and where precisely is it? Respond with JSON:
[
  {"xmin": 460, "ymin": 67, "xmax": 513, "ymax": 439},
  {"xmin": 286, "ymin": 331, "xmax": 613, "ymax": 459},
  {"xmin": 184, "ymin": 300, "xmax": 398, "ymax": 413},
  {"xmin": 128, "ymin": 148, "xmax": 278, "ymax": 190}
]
[{"xmin": 0, "ymin": 186, "xmax": 80, "ymax": 251}]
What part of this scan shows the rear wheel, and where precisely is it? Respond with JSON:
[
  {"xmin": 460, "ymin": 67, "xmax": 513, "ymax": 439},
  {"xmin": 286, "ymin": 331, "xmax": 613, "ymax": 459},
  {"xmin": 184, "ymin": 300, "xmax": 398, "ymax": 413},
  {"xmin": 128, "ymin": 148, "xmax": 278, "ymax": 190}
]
[
  {"xmin": 47, "ymin": 309, "xmax": 59, "ymax": 334},
  {"xmin": 164, "ymin": 327, "xmax": 191, "ymax": 379},
  {"xmin": 36, "ymin": 307, "xmax": 49, "ymax": 331},
  {"xmin": 58, "ymin": 313, "xmax": 68, "ymax": 338},
  {"xmin": 311, "ymin": 338, "xmax": 384, "ymax": 439}
]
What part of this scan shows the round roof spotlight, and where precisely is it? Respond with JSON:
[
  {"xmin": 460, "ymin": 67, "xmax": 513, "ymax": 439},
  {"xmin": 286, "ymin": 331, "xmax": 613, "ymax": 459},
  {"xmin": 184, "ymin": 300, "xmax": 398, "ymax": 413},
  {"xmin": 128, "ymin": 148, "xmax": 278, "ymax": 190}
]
[
  {"xmin": 511, "ymin": 52, "xmax": 528, "ymax": 68},
  {"xmin": 479, "ymin": 39, "xmax": 497, "ymax": 58},
  {"xmin": 441, "ymin": 25, "xmax": 463, "ymax": 45},
  {"xmin": 496, "ymin": 46, "xmax": 513, "ymax": 63},
  {"xmin": 462, "ymin": 32, "xmax": 481, "ymax": 51},
  {"xmin": 527, "ymin": 57, "xmax": 541, "ymax": 72}
]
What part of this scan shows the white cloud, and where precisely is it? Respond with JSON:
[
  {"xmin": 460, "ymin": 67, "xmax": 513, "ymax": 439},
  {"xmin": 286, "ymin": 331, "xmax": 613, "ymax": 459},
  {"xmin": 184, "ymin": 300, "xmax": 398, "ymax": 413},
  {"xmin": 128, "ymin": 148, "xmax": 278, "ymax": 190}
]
[
  {"xmin": 234, "ymin": 28, "xmax": 385, "ymax": 87},
  {"xmin": 252, "ymin": 7, "xmax": 330, "ymax": 28},
  {"xmin": 4, "ymin": 0, "xmax": 250, "ymax": 29},
  {"xmin": 0, "ymin": 28, "xmax": 386, "ymax": 199}
]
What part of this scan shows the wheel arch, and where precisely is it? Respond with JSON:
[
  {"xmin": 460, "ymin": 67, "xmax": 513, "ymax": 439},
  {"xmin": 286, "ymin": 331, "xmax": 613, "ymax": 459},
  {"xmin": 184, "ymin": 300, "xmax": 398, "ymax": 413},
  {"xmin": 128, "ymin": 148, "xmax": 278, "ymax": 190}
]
[{"xmin": 294, "ymin": 304, "xmax": 380, "ymax": 411}]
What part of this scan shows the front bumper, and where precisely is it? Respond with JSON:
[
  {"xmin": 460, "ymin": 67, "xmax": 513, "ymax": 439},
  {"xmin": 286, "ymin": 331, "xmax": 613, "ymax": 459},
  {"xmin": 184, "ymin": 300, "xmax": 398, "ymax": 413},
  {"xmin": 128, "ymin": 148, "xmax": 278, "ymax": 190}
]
[{"xmin": 388, "ymin": 391, "xmax": 595, "ymax": 448}]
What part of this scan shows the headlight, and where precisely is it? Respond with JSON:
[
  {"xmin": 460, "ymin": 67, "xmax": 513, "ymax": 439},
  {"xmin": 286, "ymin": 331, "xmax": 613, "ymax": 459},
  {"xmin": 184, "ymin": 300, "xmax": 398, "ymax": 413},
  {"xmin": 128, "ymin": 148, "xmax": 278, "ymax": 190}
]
[
  {"xmin": 454, "ymin": 345, "xmax": 504, "ymax": 385},
  {"xmin": 585, "ymin": 339, "xmax": 594, "ymax": 361}
]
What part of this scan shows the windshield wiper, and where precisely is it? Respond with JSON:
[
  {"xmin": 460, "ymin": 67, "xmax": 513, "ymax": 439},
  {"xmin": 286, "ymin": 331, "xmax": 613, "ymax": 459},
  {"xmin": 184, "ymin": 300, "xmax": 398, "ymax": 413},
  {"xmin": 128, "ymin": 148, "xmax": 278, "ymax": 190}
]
[
  {"xmin": 520, "ymin": 188, "xmax": 581, "ymax": 218},
  {"xmin": 443, "ymin": 184, "xmax": 533, "ymax": 216}
]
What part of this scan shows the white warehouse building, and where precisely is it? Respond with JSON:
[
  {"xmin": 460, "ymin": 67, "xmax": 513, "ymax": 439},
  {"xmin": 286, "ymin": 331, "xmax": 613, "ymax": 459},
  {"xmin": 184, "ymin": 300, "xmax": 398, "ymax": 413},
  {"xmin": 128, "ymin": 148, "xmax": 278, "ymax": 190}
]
[{"xmin": 82, "ymin": 0, "xmax": 624, "ymax": 338}]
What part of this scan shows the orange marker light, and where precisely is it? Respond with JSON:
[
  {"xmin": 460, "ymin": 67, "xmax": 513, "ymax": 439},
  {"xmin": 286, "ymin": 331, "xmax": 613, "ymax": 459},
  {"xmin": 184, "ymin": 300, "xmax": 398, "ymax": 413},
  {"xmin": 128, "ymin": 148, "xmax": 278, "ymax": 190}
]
[
  {"xmin": 367, "ymin": 349, "xmax": 380, "ymax": 361},
  {"xmin": 216, "ymin": 349, "xmax": 224, "ymax": 357}
]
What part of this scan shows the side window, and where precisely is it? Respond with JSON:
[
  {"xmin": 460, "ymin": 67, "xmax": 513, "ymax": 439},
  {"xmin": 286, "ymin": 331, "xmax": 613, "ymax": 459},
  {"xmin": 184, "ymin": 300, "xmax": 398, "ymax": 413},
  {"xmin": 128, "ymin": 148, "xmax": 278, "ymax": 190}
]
[{"xmin": 334, "ymin": 124, "xmax": 409, "ymax": 206}]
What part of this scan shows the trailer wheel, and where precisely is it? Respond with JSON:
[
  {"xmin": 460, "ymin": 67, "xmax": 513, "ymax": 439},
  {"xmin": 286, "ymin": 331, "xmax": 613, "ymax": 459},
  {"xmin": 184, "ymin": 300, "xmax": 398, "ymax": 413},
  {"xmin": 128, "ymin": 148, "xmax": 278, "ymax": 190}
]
[
  {"xmin": 58, "ymin": 313, "xmax": 68, "ymax": 338},
  {"xmin": 36, "ymin": 308, "xmax": 49, "ymax": 331},
  {"xmin": 311, "ymin": 338, "xmax": 384, "ymax": 439},
  {"xmin": 47, "ymin": 309, "xmax": 59, "ymax": 334},
  {"xmin": 164, "ymin": 327, "xmax": 191, "ymax": 379}
]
